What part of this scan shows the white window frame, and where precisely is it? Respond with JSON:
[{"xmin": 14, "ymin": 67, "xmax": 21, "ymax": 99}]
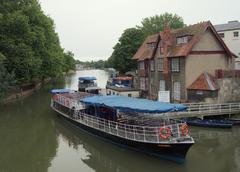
[
  {"xmin": 196, "ymin": 90, "xmax": 203, "ymax": 95},
  {"xmin": 157, "ymin": 58, "xmax": 164, "ymax": 71},
  {"xmin": 171, "ymin": 58, "xmax": 180, "ymax": 72},
  {"xmin": 176, "ymin": 36, "xmax": 188, "ymax": 44},
  {"xmin": 148, "ymin": 43, "xmax": 156, "ymax": 49},
  {"xmin": 139, "ymin": 61, "xmax": 145, "ymax": 70},
  {"xmin": 173, "ymin": 82, "xmax": 181, "ymax": 101},
  {"xmin": 140, "ymin": 77, "xmax": 146, "ymax": 90},
  {"xmin": 159, "ymin": 80, "xmax": 165, "ymax": 91},
  {"xmin": 150, "ymin": 60, "xmax": 154, "ymax": 71},
  {"xmin": 145, "ymin": 78, "xmax": 149, "ymax": 90}
]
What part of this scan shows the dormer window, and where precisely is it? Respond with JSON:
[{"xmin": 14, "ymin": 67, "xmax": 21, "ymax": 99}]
[
  {"xmin": 147, "ymin": 42, "xmax": 156, "ymax": 49},
  {"xmin": 176, "ymin": 36, "xmax": 188, "ymax": 45}
]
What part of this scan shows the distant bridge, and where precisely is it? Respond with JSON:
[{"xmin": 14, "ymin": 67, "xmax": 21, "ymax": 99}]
[{"xmin": 164, "ymin": 102, "xmax": 240, "ymax": 119}]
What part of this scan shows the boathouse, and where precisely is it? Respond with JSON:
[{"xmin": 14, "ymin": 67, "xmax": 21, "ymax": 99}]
[{"xmin": 133, "ymin": 21, "xmax": 235, "ymax": 102}]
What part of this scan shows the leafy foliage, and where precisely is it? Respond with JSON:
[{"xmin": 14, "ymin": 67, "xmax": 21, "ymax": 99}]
[
  {"xmin": 76, "ymin": 60, "xmax": 106, "ymax": 69},
  {"xmin": 0, "ymin": 0, "xmax": 76, "ymax": 100},
  {"xmin": 138, "ymin": 12, "xmax": 185, "ymax": 38},
  {"xmin": 0, "ymin": 54, "xmax": 15, "ymax": 100},
  {"xmin": 107, "ymin": 28, "xmax": 144, "ymax": 74},
  {"xmin": 106, "ymin": 13, "xmax": 185, "ymax": 74}
]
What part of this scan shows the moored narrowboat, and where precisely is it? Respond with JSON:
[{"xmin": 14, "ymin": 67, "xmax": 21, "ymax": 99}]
[{"xmin": 51, "ymin": 90, "xmax": 194, "ymax": 163}]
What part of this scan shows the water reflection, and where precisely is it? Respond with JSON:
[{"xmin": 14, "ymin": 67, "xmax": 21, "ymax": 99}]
[
  {"xmin": 54, "ymin": 118, "xmax": 186, "ymax": 172},
  {"xmin": 0, "ymin": 91, "xmax": 58, "ymax": 172},
  {"xmin": 0, "ymin": 70, "xmax": 240, "ymax": 172},
  {"xmin": 187, "ymin": 127, "xmax": 240, "ymax": 172}
]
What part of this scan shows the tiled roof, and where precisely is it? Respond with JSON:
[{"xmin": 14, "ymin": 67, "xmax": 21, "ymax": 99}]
[
  {"xmin": 133, "ymin": 21, "xmax": 233, "ymax": 60},
  {"xmin": 187, "ymin": 72, "xmax": 218, "ymax": 90},
  {"xmin": 167, "ymin": 22, "xmax": 209, "ymax": 57},
  {"xmin": 214, "ymin": 21, "xmax": 240, "ymax": 32},
  {"xmin": 132, "ymin": 34, "xmax": 159, "ymax": 60}
]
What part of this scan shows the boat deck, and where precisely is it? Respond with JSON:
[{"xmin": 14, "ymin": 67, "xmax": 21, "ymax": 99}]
[{"xmin": 56, "ymin": 92, "xmax": 93, "ymax": 100}]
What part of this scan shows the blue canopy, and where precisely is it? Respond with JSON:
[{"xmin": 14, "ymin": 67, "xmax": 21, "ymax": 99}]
[
  {"xmin": 79, "ymin": 77, "xmax": 97, "ymax": 81},
  {"xmin": 51, "ymin": 89, "xmax": 72, "ymax": 94},
  {"xmin": 81, "ymin": 96, "xmax": 186, "ymax": 113}
]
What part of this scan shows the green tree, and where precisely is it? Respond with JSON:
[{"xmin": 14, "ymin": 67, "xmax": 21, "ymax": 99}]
[
  {"xmin": 138, "ymin": 12, "xmax": 185, "ymax": 38},
  {"xmin": 109, "ymin": 28, "xmax": 144, "ymax": 73},
  {"xmin": 0, "ymin": 53, "xmax": 15, "ymax": 101},
  {"xmin": 106, "ymin": 13, "xmax": 185, "ymax": 73},
  {"xmin": 0, "ymin": 0, "xmax": 76, "ymax": 84},
  {"xmin": 63, "ymin": 51, "xmax": 76, "ymax": 72}
]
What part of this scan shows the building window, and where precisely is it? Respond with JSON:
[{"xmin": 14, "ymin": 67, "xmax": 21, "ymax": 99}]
[
  {"xmin": 150, "ymin": 60, "xmax": 154, "ymax": 71},
  {"xmin": 196, "ymin": 90, "xmax": 203, "ymax": 95},
  {"xmin": 145, "ymin": 78, "xmax": 149, "ymax": 90},
  {"xmin": 173, "ymin": 82, "xmax": 181, "ymax": 101},
  {"xmin": 234, "ymin": 32, "xmax": 239, "ymax": 37},
  {"xmin": 219, "ymin": 33, "xmax": 225, "ymax": 38},
  {"xmin": 157, "ymin": 58, "xmax": 164, "ymax": 71},
  {"xmin": 171, "ymin": 58, "xmax": 180, "ymax": 72},
  {"xmin": 147, "ymin": 43, "xmax": 156, "ymax": 49},
  {"xmin": 159, "ymin": 80, "xmax": 165, "ymax": 91},
  {"xmin": 176, "ymin": 36, "xmax": 188, "ymax": 44},
  {"xmin": 140, "ymin": 77, "xmax": 146, "ymax": 90},
  {"xmin": 139, "ymin": 61, "xmax": 144, "ymax": 70}
]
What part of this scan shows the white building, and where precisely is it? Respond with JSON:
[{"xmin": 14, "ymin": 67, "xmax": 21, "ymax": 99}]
[{"xmin": 214, "ymin": 21, "xmax": 240, "ymax": 69}]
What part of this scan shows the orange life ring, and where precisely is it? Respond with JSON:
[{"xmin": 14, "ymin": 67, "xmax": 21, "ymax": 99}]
[
  {"xmin": 159, "ymin": 127, "xmax": 171, "ymax": 139},
  {"xmin": 181, "ymin": 124, "xmax": 189, "ymax": 136}
]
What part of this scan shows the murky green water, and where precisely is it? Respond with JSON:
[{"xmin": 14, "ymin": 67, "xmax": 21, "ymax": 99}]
[{"xmin": 0, "ymin": 70, "xmax": 240, "ymax": 172}]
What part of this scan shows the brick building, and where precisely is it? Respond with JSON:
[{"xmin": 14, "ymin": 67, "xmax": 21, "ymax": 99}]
[{"xmin": 132, "ymin": 21, "xmax": 235, "ymax": 102}]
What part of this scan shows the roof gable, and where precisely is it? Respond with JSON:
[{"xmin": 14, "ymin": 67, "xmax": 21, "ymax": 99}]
[
  {"xmin": 132, "ymin": 34, "xmax": 159, "ymax": 61},
  {"xmin": 132, "ymin": 21, "xmax": 234, "ymax": 61},
  {"xmin": 187, "ymin": 72, "xmax": 218, "ymax": 90}
]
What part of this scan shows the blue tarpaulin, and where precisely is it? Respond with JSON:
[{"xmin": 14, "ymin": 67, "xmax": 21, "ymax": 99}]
[
  {"xmin": 81, "ymin": 96, "xmax": 186, "ymax": 113},
  {"xmin": 51, "ymin": 89, "xmax": 72, "ymax": 94},
  {"xmin": 79, "ymin": 77, "xmax": 97, "ymax": 81}
]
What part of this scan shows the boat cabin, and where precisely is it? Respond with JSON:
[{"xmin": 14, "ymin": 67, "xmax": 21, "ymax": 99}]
[
  {"xmin": 78, "ymin": 76, "xmax": 101, "ymax": 94},
  {"xmin": 106, "ymin": 76, "xmax": 140, "ymax": 98}
]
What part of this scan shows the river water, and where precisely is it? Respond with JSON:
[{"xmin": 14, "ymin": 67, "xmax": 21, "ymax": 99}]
[{"xmin": 0, "ymin": 69, "xmax": 240, "ymax": 172}]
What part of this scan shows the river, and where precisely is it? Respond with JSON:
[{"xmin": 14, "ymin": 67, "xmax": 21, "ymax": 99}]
[{"xmin": 0, "ymin": 69, "xmax": 240, "ymax": 172}]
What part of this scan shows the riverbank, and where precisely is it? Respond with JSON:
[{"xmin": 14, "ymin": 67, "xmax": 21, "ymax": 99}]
[
  {"xmin": 1, "ymin": 70, "xmax": 77, "ymax": 105},
  {"xmin": 2, "ymin": 78, "xmax": 51, "ymax": 104}
]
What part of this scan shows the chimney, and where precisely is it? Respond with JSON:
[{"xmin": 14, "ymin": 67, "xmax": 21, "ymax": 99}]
[{"xmin": 161, "ymin": 21, "xmax": 173, "ymax": 75}]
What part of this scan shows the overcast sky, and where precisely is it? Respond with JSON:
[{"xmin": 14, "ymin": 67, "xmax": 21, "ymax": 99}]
[{"xmin": 39, "ymin": 0, "xmax": 239, "ymax": 61}]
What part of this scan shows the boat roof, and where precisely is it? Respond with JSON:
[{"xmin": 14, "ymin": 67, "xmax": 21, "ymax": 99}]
[
  {"xmin": 51, "ymin": 89, "xmax": 73, "ymax": 94},
  {"xmin": 79, "ymin": 77, "xmax": 97, "ymax": 81},
  {"xmin": 81, "ymin": 95, "xmax": 186, "ymax": 113},
  {"xmin": 113, "ymin": 76, "xmax": 132, "ymax": 81}
]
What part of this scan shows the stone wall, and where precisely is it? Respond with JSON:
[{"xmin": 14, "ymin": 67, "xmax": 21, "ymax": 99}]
[{"xmin": 217, "ymin": 78, "xmax": 240, "ymax": 102}]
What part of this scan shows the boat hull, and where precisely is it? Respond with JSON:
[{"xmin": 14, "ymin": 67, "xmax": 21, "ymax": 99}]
[
  {"xmin": 52, "ymin": 107, "xmax": 194, "ymax": 163},
  {"xmin": 185, "ymin": 119, "xmax": 233, "ymax": 128}
]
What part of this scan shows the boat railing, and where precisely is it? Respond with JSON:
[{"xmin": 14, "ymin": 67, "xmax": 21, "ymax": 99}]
[
  {"xmin": 164, "ymin": 102, "xmax": 240, "ymax": 119},
  {"xmin": 184, "ymin": 102, "xmax": 240, "ymax": 112},
  {"xmin": 52, "ymin": 100, "xmax": 192, "ymax": 143}
]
